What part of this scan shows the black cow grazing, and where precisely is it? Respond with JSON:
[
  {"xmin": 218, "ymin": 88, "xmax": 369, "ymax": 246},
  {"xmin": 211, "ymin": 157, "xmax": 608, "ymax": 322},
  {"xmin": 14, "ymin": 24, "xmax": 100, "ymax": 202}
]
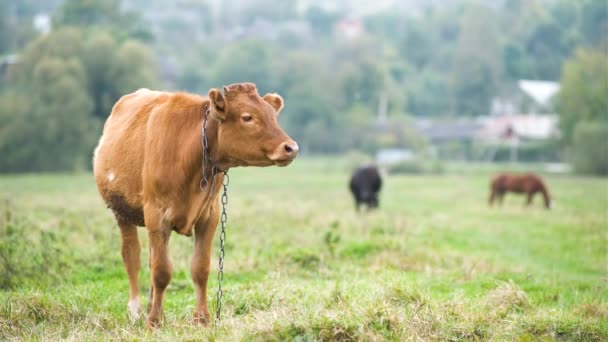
[{"xmin": 349, "ymin": 165, "xmax": 382, "ymax": 211}]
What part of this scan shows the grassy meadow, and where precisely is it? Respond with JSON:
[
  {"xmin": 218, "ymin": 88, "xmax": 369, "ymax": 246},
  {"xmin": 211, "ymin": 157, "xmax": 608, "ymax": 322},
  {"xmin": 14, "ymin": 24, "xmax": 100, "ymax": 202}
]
[{"xmin": 0, "ymin": 158, "xmax": 606, "ymax": 341}]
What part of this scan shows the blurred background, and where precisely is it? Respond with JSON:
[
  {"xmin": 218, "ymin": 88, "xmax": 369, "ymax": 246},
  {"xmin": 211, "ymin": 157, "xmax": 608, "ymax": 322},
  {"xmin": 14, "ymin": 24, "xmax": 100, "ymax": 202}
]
[
  {"xmin": 0, "ymin": 2, "xmax": 606, "ymax": 339},
  {"xmin": 0, "ymin": 0, "xmax": 606, "ymax": 175}
]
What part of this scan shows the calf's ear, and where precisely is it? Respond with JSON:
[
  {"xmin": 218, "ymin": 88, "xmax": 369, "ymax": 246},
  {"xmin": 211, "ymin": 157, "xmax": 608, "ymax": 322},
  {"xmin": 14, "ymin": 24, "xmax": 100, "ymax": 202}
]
[
  {"xmin": 263, "ymin": 93, "xmax": 284, "ymax": 114},
  {"xmin": 208, "ymin": 87, "xmax": 227, "ymax": 120}
]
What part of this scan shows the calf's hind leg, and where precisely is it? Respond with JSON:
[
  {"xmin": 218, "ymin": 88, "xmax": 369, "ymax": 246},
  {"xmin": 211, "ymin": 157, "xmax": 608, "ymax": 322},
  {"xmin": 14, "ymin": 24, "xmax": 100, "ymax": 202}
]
[{"xmin": 118, "ymin": 221, "xmax": 142, "ymax": 319}]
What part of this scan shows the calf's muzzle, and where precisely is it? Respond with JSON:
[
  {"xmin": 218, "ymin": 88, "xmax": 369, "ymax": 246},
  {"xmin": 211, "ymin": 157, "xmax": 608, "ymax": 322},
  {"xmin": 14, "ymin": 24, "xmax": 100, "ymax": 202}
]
[{"xmin": 268, "ymin": 139, "xmax": 299, "ymax": 166}]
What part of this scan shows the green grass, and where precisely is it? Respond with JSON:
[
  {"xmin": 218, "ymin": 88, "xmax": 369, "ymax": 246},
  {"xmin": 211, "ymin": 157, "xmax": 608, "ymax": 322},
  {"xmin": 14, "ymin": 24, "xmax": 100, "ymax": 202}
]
[{"xmin": 0, "ymin": 158, "xmax": 606, "ymax": 341}]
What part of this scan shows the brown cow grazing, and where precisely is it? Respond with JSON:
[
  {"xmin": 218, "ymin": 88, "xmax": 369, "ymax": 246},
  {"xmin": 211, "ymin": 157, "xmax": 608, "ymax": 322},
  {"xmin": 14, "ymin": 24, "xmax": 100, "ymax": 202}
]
[
  {"xmin": 489, "ymin": 173, "xmax": 551, "ymax": 209},
  {"xmin": 93, "ymin": 83, "xmax": 298, "ymax": 327}
]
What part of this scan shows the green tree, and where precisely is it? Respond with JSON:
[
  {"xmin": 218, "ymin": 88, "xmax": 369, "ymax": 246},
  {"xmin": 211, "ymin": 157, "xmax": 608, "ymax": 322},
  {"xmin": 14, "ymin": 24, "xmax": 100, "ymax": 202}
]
[
  {"xmin": 0, "ymin": 91, "xmax": 32, "ymax": 171},
  {"xmin": 217, "ymin": 0, "xmax": 296, "ymax": 28},
  {"xmin": 556, "ymin": 48, "xmax": 608, "ymax": 145},
  {"xmin": 338, "ymin": 60, "xmax": 383, "ymax": 110},
  {"xmin": 524, "ymin": 20, "xmax": 574, "ymax": 80},
  {"xmin": 502, "ymin": 0, "xmax": 550, "ymax": 40},
  {"xmin": 0, "ymin": 4, "xmax": 9, "ymax": 54},
  {"xmin": 54, "ymin": 0, "xmax": 121, "ymax": 27},
  {"xmin": 210, "ymin": 40, "xmax": 275, "ymax": 94},
  {"xmin": 0, "ymin": 0, "xmax": 62, "ymax": 54},
  {"xmin": 53, "ymin": 0, "xmax": 153, "ymax": 42},
  {"xmin": 282, "ymin": 79, "xmax": 336, "ymax": 137},
  {"xmin": 451, "ymin": 3, "xmax": 501, "ymax": 116},
  {"xmin": 570, "ymin": 122, "xmax": 608, "ymax": 175},
  {"xmin": 8, "ymin": 28, "xmax": 84, "ymax": 86},
  {"xmin": 305, "ymin": 6, "xmax": 340, "ymax": 36},
  {"xmin": 399, "ymin": 21, "xmax": 433, "ymax": 69},
  {"xmin": 240, "ymin": 0, "xmax": 296, "ymax": 25},
  {"xmin": 0, "ymin": 58, "xmax": 95, "ymax": 172},
  {"xmin": 9, "ymin": 28, "xmax": 158, "ymax": 119},
  {"xmin": 502, "ymin": 42, "xmax": 528, "ymax": 80},
  {"xmin": 406, "ymin": 69, "xmax": 450, "ymax": 116},
  {"xmin": 81, "ymin": 31, "xmax": 117, "ymax": 119},
  {"xmin": 108, "ymin": 40, "xmax": 159, "ymax": 101},
  {"xmin": 0, "ymin": 26, "xmax": 158, "ymax": 172},
  {"xmin": 30, "ymin": 58, "xmax": 96, "ymax": 171},
  {"xmin": 579, "ymin": 0, "xmax": 608, "ymax": 47}
]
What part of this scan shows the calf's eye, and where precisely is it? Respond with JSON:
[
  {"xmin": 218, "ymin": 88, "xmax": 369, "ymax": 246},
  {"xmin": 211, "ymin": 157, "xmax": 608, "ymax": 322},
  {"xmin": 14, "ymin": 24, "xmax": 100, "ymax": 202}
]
[{"xmin": 241, "ymin": 114, "xmax": 253, "ymax": 122}]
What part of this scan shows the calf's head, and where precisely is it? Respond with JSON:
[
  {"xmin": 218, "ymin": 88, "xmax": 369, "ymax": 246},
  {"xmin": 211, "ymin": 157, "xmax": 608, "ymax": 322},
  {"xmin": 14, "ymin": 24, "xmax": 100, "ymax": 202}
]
[{"xmin": 208, "ymin": 83, "xmax": 298, "ymax": 168}]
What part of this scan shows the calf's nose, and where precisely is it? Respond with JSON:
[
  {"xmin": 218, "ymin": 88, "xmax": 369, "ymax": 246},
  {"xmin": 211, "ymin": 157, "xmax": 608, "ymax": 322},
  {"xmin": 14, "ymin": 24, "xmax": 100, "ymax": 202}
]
[
  {"xmin": 268, "ymin": 139, "xmax": 299, "ymax": 163},
  {"xmin": 282, "ymin": 141, "xmax": 299, "ymax": 158}
]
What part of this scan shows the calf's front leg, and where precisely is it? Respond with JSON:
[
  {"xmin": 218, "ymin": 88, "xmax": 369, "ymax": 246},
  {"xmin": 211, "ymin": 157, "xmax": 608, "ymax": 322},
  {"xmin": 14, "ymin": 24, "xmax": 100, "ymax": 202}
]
[{"xmin": 191, "ymin": 204, "xmax": 220, "ymax": 325}]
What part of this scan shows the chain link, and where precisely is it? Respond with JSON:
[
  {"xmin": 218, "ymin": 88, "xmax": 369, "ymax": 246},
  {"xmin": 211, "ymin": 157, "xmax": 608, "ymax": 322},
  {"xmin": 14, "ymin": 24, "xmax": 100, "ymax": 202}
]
[
  {"xmin": 199, "ymin": 104, "xmax": 230, "ymax": 323},
  {"xmin": 215, "ymin": 172, "xmax": 229, "ymax": 322},
  {"xmin": 200, "ymin": 106, "xmax": 212, "ymax": 192}
]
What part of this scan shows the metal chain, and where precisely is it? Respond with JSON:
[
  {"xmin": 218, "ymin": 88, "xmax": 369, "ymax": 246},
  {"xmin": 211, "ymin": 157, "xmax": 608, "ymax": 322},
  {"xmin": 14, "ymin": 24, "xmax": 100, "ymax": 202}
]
[
  {"xmin": 215, "ymin": 171, "xmax": 229, "ymax": 322},
  {"xmin": 200, "ymin": 106, "xmax": 212, "ymax": 192},
  {"xmin": 198, "ymin": 104, "xmax": 230, "ymax": 322}
]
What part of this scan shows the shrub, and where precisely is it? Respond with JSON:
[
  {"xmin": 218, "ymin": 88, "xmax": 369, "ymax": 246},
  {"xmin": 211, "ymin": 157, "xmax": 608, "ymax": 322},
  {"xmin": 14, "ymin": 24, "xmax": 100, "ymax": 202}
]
[
  {"xmin": 570, "ymin": 122, "xmax": 608, "ymax": 175},
  {"xmin": 0, "ymin": 209, "xmax": 72, "ymax": 289},
  {"xmin": 288, "ymin": 248, "xmax": 321, "ymax": 270}
]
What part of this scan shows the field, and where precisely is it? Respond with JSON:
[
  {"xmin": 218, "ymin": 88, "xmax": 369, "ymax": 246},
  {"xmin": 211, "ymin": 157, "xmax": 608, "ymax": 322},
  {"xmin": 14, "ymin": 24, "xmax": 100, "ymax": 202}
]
[{"xmin": 0, "ymin": 158, "xmax": 606, "ymax": 341}]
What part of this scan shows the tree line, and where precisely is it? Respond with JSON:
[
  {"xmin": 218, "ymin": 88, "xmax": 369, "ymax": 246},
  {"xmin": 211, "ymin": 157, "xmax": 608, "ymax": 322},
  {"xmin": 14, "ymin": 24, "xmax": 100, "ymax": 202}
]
[
  {"xmin": 0, "ymin": 0, "xmax": 157, "ymax": 172},
  {"xmin": 0, "ymin": 0, "xmax": 606, "ymax": 173}
]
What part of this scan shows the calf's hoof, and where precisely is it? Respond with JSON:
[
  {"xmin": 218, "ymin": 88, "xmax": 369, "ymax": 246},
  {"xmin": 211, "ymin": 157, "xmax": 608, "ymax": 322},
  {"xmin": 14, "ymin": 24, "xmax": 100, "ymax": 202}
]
[
  {"xmin": 127, "ymin": 297, "xmax": 142, "ymax": 321},
  {"xmin": 147, "ymin": 313, "xmax": 162, "ymax": 329},
  {"xmin": 193, "ymin": 310, "xmax": 211, "ymax": 326}
]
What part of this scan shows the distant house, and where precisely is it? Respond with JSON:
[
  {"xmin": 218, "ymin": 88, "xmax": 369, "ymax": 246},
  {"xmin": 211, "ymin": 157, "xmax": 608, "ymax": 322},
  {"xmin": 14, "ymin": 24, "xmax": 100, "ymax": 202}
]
[
  {"xmin": 491, "ymin": 79, "xmax": 560, "ymax": 116},
  {"xmin": 476, "ymin": 114, "xmax": 559, "ymax": 143},
  {"xmin": 413, "ymin": 113, "xmax": 559, "ymax": 161},
  {"xmin": 410, "ymin": 79, "xmax": 561, "ymax": 161},
  {"xmin": 480, "ymin": 79, "xmax": 560, "ymax": 143},
  {"xmin": 474, "ymin": 113, "xmax": 561, "ymax": 162},
  {"xmin": 415, "ymin": 114, "xmax": 559, "ymax": 145},
  {"xmin": 518, "ymin": 80, "xmax": 560, "ymax": 112}
]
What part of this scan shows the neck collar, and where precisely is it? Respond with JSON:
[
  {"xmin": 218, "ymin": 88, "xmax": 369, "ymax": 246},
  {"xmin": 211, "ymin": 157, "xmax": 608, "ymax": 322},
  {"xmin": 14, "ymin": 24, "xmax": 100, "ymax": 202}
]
[{"xmin": 200, "ymin": 105, "xmax": 227, "ymax": 191}]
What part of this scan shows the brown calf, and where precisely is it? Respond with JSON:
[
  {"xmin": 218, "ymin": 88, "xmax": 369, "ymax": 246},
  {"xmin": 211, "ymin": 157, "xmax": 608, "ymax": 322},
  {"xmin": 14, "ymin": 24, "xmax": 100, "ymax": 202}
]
[
  {"xmin": 93, "ymin": 83, "xmax": 297, "ymax": 327},
  {"xmin": 489, "ymin": 173, "xmax": 551, "ymax": 209}
]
